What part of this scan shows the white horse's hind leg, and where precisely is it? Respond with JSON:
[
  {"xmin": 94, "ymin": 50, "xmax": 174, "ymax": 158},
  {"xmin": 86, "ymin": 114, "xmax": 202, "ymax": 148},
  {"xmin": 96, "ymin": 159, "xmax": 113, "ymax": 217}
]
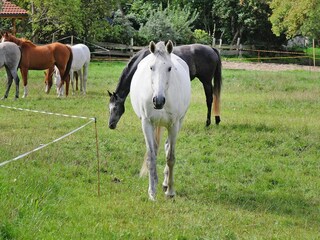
[
  {"xmin": 79, "ymin": 70, "xmax": 84, "ymax": 94},
  {"xmin": 83, "ymin": 64, "xmax": 88, "ymax": 95},
  {"xmin": 70, "ymin": 71, "xmax": 75, "ymax": 95},
  {"xmin": 142, "ymin": 119, "xmax": 158, "ymax": 201}
]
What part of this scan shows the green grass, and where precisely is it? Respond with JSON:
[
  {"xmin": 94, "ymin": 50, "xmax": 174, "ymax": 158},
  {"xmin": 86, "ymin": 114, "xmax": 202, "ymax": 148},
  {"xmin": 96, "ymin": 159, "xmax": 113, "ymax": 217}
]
[{"xmin": 0, "ymin": 61, "xmax": 319, "ymax": 239}]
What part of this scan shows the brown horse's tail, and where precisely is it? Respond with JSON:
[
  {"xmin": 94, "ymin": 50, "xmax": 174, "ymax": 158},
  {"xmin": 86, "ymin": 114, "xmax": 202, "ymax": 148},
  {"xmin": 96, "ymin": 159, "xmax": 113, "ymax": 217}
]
[
  {"xmin": 63, "ymin": 46, "xmax": 73, "ymax": 80},
  {"xmin": 212, "ymin": 47, "xmax": 222, "ymax": 124}
]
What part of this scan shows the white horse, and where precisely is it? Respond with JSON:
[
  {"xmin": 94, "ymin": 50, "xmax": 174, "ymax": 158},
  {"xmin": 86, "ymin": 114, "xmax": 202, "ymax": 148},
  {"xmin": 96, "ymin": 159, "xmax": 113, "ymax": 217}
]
[
  {"xmin": 55, "ymin": 43, "xmax": 90, "ymax": 96},
  {"xmin": 130, "ymin": 40, "xmax": 191, "ymax": 200}
]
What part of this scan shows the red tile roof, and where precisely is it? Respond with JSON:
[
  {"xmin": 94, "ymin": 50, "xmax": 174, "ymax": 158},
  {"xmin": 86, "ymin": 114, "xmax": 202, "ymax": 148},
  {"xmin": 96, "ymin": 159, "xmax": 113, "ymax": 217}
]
[{"xmin": 0, "ymin": 0, "xmax": 28, "ymax": 18}]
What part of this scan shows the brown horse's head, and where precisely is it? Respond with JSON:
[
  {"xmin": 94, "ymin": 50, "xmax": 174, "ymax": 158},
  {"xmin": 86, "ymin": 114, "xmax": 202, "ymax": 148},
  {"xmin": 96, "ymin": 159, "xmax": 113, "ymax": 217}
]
[
  {"xmin": 1, "ymin": 32, "xmax": 32, "ymax": 48},
  {"xmin": 44, "ymin": 68, "xmax": 54, "ymax": 94},
  {"xmin": 1, "ymin": 32, "xmax": 18, "ymax": 44}
]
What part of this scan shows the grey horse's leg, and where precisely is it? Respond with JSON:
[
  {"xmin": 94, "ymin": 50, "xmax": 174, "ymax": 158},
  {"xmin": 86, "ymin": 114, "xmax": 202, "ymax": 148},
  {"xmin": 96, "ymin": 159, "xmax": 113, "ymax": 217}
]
[
  {"xmin": 2, "ymin": 66, "xmax": 14, "ymax": 99},
  {"xmin": 11, "ymin": 69, "xmax": 20, "ymax": 99}
]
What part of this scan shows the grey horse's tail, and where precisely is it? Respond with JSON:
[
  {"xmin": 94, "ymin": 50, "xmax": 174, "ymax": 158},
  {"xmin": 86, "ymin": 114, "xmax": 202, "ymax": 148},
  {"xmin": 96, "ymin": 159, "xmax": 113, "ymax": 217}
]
[
  {"xmin": 212, "ymin": 47, "xmax": 222, "ymax": 124},
  {"xmin": 212, "ymin": 47, "xmax": 222, "ymax": 98}
]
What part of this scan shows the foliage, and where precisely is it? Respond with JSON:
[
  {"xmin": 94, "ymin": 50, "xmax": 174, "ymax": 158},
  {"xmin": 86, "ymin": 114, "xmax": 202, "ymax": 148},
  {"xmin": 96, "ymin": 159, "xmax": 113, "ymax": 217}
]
[
  {"xmin": 2, "ymin": 0, "xmax": 314, "ymax": 47},
  {"xmin": 138, "ymin": 4, "xmax": 198, "ymax": 44},
  {"xmin": 0, "ymin": 62, "xmax": 320, "ymax": 239},
  {"xmin": 212, "ymin": 0, "xmax": 282, "ymax": 45},
  {"xmin": 269, "ymin": 0, "xmax": 320, "ymax": 39},
  {"xmin": 6, "ymin": 0, "xmax": 113, "ymax": 43},
  {"xmin": 193, "ymin": 29, "xmax": 211, "ymax": 44}
]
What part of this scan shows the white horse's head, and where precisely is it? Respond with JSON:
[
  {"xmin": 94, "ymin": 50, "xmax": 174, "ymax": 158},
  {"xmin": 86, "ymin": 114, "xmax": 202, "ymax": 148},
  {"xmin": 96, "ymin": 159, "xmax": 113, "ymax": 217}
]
[
  {"xmin": 53, "ymin": 66, "xmax": 64, "ymax": 96},
  {"xmin": 149, "ymin": 40, "xmax": 174, "ymax": 109}
]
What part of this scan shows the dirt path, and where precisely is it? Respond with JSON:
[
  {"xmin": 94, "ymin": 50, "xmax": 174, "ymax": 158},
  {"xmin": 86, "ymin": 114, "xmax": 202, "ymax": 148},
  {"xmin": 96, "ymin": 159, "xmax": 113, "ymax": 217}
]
[{"xmin": 222, "ymin": 61, "xmax": 320, "ymax": 72}]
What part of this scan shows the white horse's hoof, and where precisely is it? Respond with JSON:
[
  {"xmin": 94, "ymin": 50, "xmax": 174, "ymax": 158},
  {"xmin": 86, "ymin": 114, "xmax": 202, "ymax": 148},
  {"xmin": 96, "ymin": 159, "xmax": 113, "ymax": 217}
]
[
  {"xmin": 149, "ymin": 195, "xmax": 156, "ymax": 201},
  {"xmin": 165, "ymin": 190, "xmax": 175, "ymax": 198}
]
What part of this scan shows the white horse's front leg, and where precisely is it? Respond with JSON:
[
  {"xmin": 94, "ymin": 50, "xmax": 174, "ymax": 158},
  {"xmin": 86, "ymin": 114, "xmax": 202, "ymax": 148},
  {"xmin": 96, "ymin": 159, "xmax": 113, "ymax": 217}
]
[
  {"xmin": 163, "ymin": 123, "xmax": 179, "ymax": 198},
  {"xmin": 57, "ymin": 85, "xmax": 64, "ymax": 97},
  {"xmin": 142, "ymin": 119, "xmax": 158, "ymax": 201}
]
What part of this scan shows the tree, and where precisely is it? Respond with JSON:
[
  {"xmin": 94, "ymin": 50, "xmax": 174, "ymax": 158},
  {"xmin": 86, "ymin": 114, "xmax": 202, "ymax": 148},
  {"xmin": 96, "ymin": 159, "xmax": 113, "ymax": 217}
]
[
  {"xmin": 138, "ymin": 4, "xmax": 198, "ymax": 44},
  {"xmin": 8, "ymin": 0, "xmax": 114, "ymax": 43},
  {"xmin": 212, "ymin": 0, "xmax": 278, "ymax": 45},
  {"xmin": 269, "ymin": 0, "xmax": 320, "ymax": 39}
]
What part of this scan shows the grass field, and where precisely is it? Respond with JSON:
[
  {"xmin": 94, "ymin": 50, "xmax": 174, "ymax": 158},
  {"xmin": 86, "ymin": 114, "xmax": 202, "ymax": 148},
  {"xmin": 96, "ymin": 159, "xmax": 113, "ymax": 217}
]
[{"xmin": 0, "ymin": 61, "xmax": 319, "ymax": 239}]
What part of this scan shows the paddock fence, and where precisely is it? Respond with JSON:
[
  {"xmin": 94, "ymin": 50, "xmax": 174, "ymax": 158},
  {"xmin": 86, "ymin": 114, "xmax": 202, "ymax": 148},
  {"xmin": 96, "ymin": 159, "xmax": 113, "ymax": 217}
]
[{"xmin": 54, "ymin": 35, "xmax": 320, "ymax": 66}]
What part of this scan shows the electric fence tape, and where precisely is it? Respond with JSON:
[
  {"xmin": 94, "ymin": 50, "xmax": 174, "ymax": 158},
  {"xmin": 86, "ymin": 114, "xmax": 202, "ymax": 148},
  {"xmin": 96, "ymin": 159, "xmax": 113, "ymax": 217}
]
[{"xmin": 0, "ymin": 104, "xmax": 95, "ymax": 167}]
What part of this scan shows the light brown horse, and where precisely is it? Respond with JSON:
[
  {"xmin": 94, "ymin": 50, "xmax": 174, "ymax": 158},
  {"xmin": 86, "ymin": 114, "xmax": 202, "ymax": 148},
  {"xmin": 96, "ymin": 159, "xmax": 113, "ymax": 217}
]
[{"xmin": 1, "ymin": 32, "xmax": 73, "ymax": 97}]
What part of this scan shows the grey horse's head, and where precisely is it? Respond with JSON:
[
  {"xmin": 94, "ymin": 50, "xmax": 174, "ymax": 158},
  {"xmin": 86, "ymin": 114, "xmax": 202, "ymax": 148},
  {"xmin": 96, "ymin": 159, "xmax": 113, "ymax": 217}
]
[{"xmin": 108, "ymin": 91, "xmax": 125, "ymax": 129}]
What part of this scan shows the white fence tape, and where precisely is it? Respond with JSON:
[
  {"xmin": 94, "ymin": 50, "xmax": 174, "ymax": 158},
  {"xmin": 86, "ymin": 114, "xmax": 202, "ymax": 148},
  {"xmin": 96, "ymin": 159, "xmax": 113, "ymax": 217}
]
[
  {"xmin": 0, "ymin": 104, "xmax": 96, "ymax": 167},
  {"xmin": 0, "ymin": 104, "xmax": 95, "ymax": 120}
]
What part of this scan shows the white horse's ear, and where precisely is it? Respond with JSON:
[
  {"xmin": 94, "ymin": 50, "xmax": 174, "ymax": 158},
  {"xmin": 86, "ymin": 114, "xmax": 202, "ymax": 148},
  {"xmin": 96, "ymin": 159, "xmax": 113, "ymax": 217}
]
[
  {"xmin": 149, "ymin": 41, "xmax": 156, "ymax": 53},
  {"xmin": 166, "ymin": 40, "xmax": 173, "ymax": 54}
]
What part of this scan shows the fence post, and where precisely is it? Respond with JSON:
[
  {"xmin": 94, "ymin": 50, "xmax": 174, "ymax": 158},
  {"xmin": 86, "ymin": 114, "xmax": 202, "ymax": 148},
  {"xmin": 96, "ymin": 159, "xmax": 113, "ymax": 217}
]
[
  {"xmin": 52, "ymin": 33, "xmax": 55, "ymax": 43},
  {"xmin": 237, "ymin": 38, "xmax": 241, "ymax": 57},
  {"xmin": 71, "ymin": 35, "xmax": 74, "ymax": 46},
  {"xmin": 130, "ymin": 38, "xmax": 133, "ymax": 56},
  {"xmin": 313, "ymin": 39, "xmax": 316, "ymax": 67}
]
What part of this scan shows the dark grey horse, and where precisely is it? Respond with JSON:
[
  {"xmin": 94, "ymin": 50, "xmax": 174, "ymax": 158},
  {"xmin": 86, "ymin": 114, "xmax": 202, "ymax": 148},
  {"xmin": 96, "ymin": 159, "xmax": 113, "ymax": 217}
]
[
  {"xmin": 108, "ymin": 44, "xmax": 222, "ymax": 128},
  {"xmin": 0, "ymin": 41, "xmax": 21, "ymax": 100}
]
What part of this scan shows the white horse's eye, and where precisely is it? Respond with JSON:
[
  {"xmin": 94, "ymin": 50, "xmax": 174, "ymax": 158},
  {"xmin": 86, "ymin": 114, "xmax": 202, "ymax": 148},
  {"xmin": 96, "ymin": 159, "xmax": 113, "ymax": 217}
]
[
  {"xmin": 168, "ymin": 67, "xmax": 172, "ymax": 72},
  {"xmin": 150, "ymin": 66, "xmax": 153, "ymax": 71}
]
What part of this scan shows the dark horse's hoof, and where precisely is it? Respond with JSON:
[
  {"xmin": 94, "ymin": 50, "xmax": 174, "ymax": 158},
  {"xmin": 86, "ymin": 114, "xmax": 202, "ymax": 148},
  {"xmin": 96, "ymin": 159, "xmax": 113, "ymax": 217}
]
[
  {"xmin": 206, "ymin": 119, "xmax": 211, "ymax": 127},
  {"xmin": 215, "ymin": 116, "xmax": 221, "ymax": 125}
]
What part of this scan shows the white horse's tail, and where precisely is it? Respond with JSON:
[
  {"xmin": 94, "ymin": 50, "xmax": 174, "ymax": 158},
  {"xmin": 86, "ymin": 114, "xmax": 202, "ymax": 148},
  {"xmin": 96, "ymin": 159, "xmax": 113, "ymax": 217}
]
[{"xmin": 139, "ymin": 126, "xmax": 163, "ymax": 177}]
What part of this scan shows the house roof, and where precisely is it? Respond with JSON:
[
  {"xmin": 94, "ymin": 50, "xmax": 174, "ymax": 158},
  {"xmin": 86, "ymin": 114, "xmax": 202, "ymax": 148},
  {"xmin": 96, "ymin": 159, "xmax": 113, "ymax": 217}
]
[{"xmin": 0, "ymin": 0, "xmax": 28, "ymax": 18}]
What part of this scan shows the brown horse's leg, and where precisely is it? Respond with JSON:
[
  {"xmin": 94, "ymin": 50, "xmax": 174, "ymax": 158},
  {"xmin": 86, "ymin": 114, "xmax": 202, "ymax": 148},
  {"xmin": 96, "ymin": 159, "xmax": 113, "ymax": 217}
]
[
  {"xmin": 65, "ymin": 74, "xmax": 70, "ymax": 96},
  {"xmin": 20, "ymin": 68, "xmax": 28, "ymax": 98},
  {"xmin": 45, "ymin": 66, "xmax": 54, "ymax": 94}
]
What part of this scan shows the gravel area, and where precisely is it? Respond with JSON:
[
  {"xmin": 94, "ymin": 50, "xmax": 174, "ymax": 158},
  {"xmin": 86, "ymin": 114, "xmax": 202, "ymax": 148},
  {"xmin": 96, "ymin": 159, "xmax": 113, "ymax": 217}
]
[{"xmin": 222, "ymin": 61, "xmax": 320, "ymax": 72}]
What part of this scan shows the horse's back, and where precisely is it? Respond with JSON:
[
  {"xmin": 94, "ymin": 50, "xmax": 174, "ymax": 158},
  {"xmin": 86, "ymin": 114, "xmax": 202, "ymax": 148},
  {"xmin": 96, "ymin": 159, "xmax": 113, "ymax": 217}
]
[
  {"xmin": 71, "ymin": 44, "xmax": 90, "ymax": 70},
  {"xmin": 0, "ymin": 42, "xmax": 21, "ymax": 68},
  {"xmin": 173, "ymin": 44, "xmax": 220, "ymax": 80}
]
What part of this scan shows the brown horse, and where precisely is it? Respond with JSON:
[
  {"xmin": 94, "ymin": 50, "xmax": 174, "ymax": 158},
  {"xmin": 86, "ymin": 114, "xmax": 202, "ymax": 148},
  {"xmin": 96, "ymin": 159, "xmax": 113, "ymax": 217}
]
[{"xmin": 1, "ymin": 32, "xmax": 73, "ymax": 97}]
